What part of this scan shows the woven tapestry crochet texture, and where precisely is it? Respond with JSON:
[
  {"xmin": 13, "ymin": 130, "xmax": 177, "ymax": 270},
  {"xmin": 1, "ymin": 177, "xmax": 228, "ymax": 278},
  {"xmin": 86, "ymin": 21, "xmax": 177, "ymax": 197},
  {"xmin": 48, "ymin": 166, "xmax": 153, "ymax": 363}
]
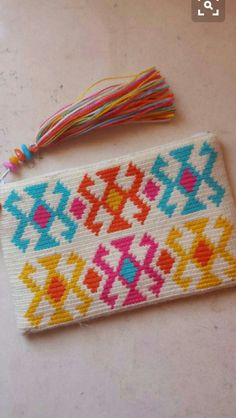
[{"xmin": 1, "ymin": 133, "xmax": 236, "ymax": 332}]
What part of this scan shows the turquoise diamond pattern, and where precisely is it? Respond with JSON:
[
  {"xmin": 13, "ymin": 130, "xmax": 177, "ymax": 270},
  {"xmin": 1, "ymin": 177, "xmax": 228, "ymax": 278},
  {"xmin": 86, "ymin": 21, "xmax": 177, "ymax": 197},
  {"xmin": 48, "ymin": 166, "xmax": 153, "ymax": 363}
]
[
  {"xmin": 120, "ymin": 257, "xmax": 138, "ymax": 284},
  {"xmin": 151, "ymin": 142, "xmax": 225, "ymax": 217},
  {"xmin": 4, "ymin": 180, "xmax": 78, "ymax": 252}
]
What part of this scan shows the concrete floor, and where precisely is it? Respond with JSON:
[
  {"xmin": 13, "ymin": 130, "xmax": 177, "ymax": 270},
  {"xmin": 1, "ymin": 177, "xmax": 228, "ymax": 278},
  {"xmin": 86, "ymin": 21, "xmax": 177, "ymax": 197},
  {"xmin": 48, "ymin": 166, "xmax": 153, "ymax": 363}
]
[{"xmin": 0, "ymin": 1, "xmax": 236, "ymax": 417}]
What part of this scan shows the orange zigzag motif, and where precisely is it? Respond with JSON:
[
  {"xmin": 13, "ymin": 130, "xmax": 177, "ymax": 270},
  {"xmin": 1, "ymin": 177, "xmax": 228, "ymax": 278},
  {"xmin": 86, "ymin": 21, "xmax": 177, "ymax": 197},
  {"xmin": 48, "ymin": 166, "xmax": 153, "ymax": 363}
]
[
  {"xmin": 78, "ymin": 163, "xmax": 150, "ymax": 235},
  {"xmin": 166, "ymin": 216, "xmax": 236, "ymax": 289},
  {"xmin": 19, "ymin": 252, "xmax": 92, "ymax": 327}
]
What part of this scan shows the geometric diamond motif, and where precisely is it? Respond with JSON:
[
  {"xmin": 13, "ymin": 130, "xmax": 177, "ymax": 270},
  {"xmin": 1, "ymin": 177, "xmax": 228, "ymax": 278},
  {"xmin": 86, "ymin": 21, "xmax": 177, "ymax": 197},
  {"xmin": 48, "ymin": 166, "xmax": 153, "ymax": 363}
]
[
  {"xmin": 83, "ymin": 268, "xmax": 102, "ymax": 293},
  {"xmin": 193, "ymin": 240, "xmax": 213, "ymax": 267},
  {"xmin": 106, "ymin": 188, "xmax": 123, "ymax": 211},
  {"xmin": 166, "ymin": 217, "xmax": 236, "ymax": 290},
  {"xmin": 4, "ymin": 181, "xmax": 78, "ymax": 252},
  {"xmin": 19, "ymin": 252, "xmax": 93, "ymax": 327},
  {"xmin": 179, "ymin": 168, "xmax": 197, "ymax": 193},
  {"xmin": 94, "ymin": 234, "xmax": 165, "ymax": 309},
  {"xmin": 70, "ymin": 197, "xmax": 86, "ymax": 220},
  {"xmin": 33, "ymin": 205, "xmax": 52, "ymax": 229},
  {"xmin": 47, "ymin": 276, "xmax": 66, "ymax": 303},
  {"xmin": 120, "ymin": 257, "xmax": 138, "ymax": 284},
  {"xmin": 143, "ymin": 179, "xmax": 160, "ymax": 201},
  {"xmin": 157, "ymin": 249, "xmax": 175, "ymax": 274},
  {"xmin": 78, "ymin": 163, "xmax": 150, "ymax": 235},
  {"xmin": 151, "ymin": 142, "xmax": 225, "ymax": 217}
]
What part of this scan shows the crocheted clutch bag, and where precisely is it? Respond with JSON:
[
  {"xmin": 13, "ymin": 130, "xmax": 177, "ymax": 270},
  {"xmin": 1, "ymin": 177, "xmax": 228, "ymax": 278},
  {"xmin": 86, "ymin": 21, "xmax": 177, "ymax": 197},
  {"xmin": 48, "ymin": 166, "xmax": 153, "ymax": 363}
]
[{"xmin": 1, "ymin": 133, "xmax": 236, "ymax": 332}]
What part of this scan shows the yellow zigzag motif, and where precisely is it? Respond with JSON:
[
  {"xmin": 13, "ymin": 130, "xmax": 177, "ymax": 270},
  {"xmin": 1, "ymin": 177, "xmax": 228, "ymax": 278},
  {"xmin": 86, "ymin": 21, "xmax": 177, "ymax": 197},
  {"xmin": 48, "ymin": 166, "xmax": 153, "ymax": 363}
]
[
  {"xmin": 19, "ymin": 252, "xmax": 92, "ymax": 327},
  {"xmin": 166, "ymin": 216, "xmax": 236, "ymax": 289}
]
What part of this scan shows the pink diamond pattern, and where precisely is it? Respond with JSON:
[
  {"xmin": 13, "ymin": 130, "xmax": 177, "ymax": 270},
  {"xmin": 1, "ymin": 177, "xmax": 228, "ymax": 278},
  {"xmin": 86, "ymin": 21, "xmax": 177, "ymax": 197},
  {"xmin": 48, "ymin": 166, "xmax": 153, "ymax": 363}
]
[
  {"xmin": 70, "ymin": 198, "xmax": 86, "ymax": 220},
  {"xmin": 143, "ymin": 179, "xmax": 160, "ymax": 201},
  {"xmin": 179, "ymin": 169, "xmax": 197, "ymax": 193},
  {"xmin": 33, "ymin": 205, "xmax": 51, "ymax": 229}
]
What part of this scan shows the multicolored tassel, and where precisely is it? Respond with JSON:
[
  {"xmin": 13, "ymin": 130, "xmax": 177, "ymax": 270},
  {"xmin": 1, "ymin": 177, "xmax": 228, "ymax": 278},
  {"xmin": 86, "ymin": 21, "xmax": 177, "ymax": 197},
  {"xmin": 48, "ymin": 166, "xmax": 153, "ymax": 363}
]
[{"xmin": 2, "ymin": 67, "xmax": 175, "ymax": 178}]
